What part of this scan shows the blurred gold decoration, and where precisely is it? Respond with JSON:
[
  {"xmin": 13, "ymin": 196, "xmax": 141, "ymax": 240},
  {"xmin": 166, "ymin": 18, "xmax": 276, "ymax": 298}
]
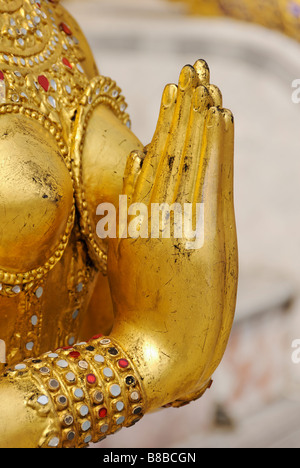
[{"xmin": 168, "ymin": 0, "xmax": 300, "ymax": 41}]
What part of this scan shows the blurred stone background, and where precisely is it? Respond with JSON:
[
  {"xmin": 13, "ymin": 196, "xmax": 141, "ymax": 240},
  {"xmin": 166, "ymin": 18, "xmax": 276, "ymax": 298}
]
[{"xmin": 64, "ymin": 0, "xmax": 300, "ymax": 448}]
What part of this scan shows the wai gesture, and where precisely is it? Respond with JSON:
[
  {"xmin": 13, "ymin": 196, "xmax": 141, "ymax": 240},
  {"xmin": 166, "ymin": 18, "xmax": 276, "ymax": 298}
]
[{"xmin": 108, "ymin": 60, "xmax": 238, "ymax": 409}]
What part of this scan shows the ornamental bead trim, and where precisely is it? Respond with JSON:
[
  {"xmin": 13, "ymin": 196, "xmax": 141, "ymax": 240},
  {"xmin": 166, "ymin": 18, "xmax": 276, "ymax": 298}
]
[{"xmin": 5, "ymin": 336, "xmax": 145, "ymax": 448}]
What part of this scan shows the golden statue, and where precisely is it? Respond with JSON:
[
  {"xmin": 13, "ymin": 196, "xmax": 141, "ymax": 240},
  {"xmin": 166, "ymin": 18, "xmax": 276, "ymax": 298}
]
[{"xmin": 0, "ymin": 0, "xmax": 241, "ymax": 448}]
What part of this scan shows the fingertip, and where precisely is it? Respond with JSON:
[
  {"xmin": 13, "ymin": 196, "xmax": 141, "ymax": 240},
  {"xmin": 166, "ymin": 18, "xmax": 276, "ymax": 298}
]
[
  {"xmin": 192, "ymin": 85, "xmax": 212, "ymax": 112},
  {"xmin": 221, "ymin": 108, "xmax": 234, "ymax": 131},
  {"xmin": 193, "ymin": 59, "xmax": 210, "ymax": 85},
  {"xmin": 124, "ymin": 150, "xmax": 144, "ymax": 179},
  {"xmin": 178, "ymin": 64, "xmax": 197, "ymax": 91},
  {"xmin": 206, "ymin": 106, "xmax": 223, "ymax": 127},
  {"xmin": 162, "ymin": 83, "xmax": 178, "ymax": 108},
  {"xmin": 207, "ymin": 84, "xmax": 223, "ymax": 108}
]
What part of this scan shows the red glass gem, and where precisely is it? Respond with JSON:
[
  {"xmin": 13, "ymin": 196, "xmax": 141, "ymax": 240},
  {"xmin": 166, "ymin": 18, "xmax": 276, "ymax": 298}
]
[
  {"xmin": 98, "ymin": 408, "xmax": 107, "ymax": 418},
  {"xmin": 38, "ymin": 75, "xmax": 50, "ymax": 92},
  {"xmin": 86, "ymin": 374, "xmax": 97, "ymax": 385},
  {"xmin": 62, "ymin": 58, "xmax": 72, "ymax": 69},
  {"xmin": 0, "ymin": 71, "xmax": 4, "ymax": 81},
  {"xmin": 69, "ymin": 351, "xmax": 80, "ymax": 359},
  {"xmin": 60, "ymin": 22, "xmax": 72, "ymax": 36},
  {"xmin": 118, "ymin": 359, "xmax": 129, "ymax": 369}
]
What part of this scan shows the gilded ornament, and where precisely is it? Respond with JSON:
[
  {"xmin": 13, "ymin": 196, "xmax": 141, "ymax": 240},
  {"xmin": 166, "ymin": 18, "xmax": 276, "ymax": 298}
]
[{"xmin": 0, "ymin": 0, "xmax": 243, "ymax": 448}]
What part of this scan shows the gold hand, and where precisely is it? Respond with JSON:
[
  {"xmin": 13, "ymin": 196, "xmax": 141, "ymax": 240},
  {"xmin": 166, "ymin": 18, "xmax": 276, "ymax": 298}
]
[{"xmin": 108, "ymin": 60, "xmax": 238, "ymax": 409}]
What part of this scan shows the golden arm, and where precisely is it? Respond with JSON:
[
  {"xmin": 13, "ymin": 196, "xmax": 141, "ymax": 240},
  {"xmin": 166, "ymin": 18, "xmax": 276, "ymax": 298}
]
[{"xmin": 0, "ymin": 60, "xmax": 238, "ymax": 447}]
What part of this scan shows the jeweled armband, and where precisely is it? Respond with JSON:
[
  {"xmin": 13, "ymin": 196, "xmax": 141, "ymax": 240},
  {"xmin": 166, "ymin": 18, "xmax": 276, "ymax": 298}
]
[{"xmin": 3, "ymin": 335, "xmax": 145, "ymax": 448}]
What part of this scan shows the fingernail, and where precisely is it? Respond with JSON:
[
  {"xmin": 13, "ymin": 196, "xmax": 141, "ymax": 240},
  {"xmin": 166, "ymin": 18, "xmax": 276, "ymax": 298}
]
[
  {"xmin": 179, "ymin": 66, "xmax": 193, "ymax": 90},
  {"xmin": 193, "ymin": 85, "xmax": 209, "ymax": 111},
  {"xmin": 162, "ymin": 84, "xmax": 177, "ymax": 108},
  {"xmin": 193, "ymin": 59, "xmax": 210, "ymax": 84}
]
